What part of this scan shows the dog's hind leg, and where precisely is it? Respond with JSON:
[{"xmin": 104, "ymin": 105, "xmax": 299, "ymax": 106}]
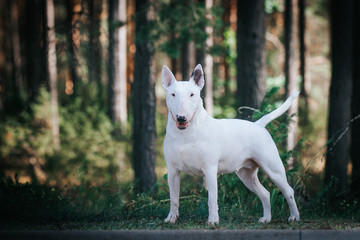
[
  {"xmin": 236, "ymin": 166, "xmax": 271, "ymax": 223},
  {"xmin": 257, "ymin": 153, "xmax": 300, "ymax": 222}
]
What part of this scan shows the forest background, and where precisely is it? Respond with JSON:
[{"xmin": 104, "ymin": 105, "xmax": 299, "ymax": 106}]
[{"xmin": 0, "ymin": 0, "xmax": 360, "ymax": 229}]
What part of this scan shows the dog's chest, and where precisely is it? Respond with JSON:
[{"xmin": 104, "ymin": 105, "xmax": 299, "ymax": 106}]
[{"xmin": 166, "ymin": 138, "xmax": 209, "ymax": 176}]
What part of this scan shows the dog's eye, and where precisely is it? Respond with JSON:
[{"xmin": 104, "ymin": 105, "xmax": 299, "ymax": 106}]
[
  {"xmin": 190, "ymin": 93, "xmax": 194, "ymax": 97},
  {"xmin": 171, "ymin": 93, "xmax": 175, "ymax": 97}
]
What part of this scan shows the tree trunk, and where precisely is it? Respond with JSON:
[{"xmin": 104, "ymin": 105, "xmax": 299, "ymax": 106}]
[
  {"xmin": 351, "ymin": 0, "xmax": 360, "ymax": 198},
  {"xmin": 3, "ymin": 0, "xmax": 23, "ymax": 114},
  {"xmin": 236, "ymin": 0, "xmax": 266, "ymax": 120},
  {"xmin": 66, "ymin": 0, "xmax": 80, "ymax": 96},
  {"xmin": 298, "ymin": 0, "xmax": 309, "ymax": 127},
  {"xmin": 108, "ymin": 0, "xmax": 128, "ymax": 131},
  {"xmin": 25, "ymin": 0, "xmax": 42, "ymax": 103},
  {"xmin": 43, "ymin": 0, "xmax": 60, "ymax": 151},
  {"xmin": 168, "ymin": 0, "xmax": 179, "ymax": 80},
  {"xmin": 118, "ymin": 0, "xmax": 128, "ymax": 130},
  {"xmin": 10, "ymin": 0, "xmax": 23, "ymax": 96},
  {"xmin": 298, "ymin": 0, "xmax": 309, "ymax": 112},
  {"xmin": 88, "ymin": 0, "xmax": 103, "ymax": 106},
  {"xmin": 2, "ymin": 2, "xmax": 10, "ymax": 114},
  {"xmin": 284, "ymin": 0, "xmax": 299, "ymax": 167},
  {"xmin": 171, "ymin": 57, "xmax": 178, "ymax": 78},
  {"xmin": 181, "ymin": 41, "xmax": 196, "ymax": 81},
  {"xmin": 325, "ymin": 0, "xmax": 353, "ymax": 195},
  {"xmin": 126, "ymin": 0, "xmax": 135, "ymax": 86},
  {"xmin": 0, "ymin": 1, "xmax": 7, "ymax": 113},
  {"xmin": 221, "ymin": 0, "xmax": 231, "ymax": 98},
  {"xmin": 204, "ymin": 0, "xmax": 214, "ymax": 116},
  {"xmin": 132, "ymin": 0, "xmax": 157, "ymax": 193}
]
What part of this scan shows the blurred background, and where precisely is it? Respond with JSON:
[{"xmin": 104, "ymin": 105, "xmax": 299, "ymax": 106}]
[{"xmin": 0, "ymin": 0, "xmax": 359, "ymax": 223}]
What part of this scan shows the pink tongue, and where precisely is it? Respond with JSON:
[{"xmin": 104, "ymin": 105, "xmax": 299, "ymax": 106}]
[{"xmin": 177, "ymin": 122, "xmax": 188, "ymax": 129}]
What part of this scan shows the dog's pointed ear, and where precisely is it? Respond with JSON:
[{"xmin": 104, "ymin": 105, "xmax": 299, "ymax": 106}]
[
  {"xmin": 190, "ymin": 64, "xmax": 205, "ymax": 90},
  {"xmin": 162, "ymin": 65, "xmax": 176, "ymax": 89}
]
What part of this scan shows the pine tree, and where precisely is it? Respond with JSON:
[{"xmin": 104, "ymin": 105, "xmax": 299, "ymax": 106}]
[
  {"xmin": 236, "ymin": 0, "xmax": 266, "ymax": 120},
  {"xmin": 132, "ymin": 0, "xmax": 157, "ymax": 193},
  {"xmin": 325, "ymin": 0, "xmax": 353, "ymax": 195}
]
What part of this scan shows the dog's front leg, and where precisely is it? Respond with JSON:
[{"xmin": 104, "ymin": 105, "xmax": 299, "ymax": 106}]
[
  {"xmin": 204, "ymin": 167, "xmax": 219, "ymax": 224},
  {"xmin": 165, "ymin": 166, "xmax": 180, "ymax": 223}
]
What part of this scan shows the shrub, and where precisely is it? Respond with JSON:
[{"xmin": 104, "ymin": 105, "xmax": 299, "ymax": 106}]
[{"xmin": 0, "ymin": 87, "xmax": 122, "ymax": 187}]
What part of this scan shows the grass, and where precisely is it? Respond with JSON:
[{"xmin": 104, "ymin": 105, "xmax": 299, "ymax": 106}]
[{"xmin": 1, "ymin": 174, "xmax": 360, "ymax": 231}]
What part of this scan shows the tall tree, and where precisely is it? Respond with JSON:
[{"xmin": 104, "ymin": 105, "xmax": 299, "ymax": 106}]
[
  {"xmin": 236, "ymin": 0, "xmax": 266, "ymax": 120},
  {"xmin": 180, "ymin": 0, "xmax": 195, "ymax": 81},
  {"xmin": 221, "ymin": 0, "xmax": 233, "ymax": 97},
  {"xmin": 298, "ymin": 0, "xmax": 309, "ymax": 128},
  {"xmin": 25, "ymin": 0, "xmax": 42, "ymax": 103},
  {"xmin": 167, "ymin": 0, "xmax": 178, "ymax": 78},
  {"xmin": 2, "ymin": 0, "xmax": 24, "ymax": 114},
  {"xmin": 0, "ymin": 2, "xmax": 4, "ymax": 113},
  {"xmin": 325, "ymin": 0, "xmax": 353, "ymax": 195},
  {"xmin": 43, "ymin": 0, "xmax": 60, "ymax": 151},
  {"xmin": 351, "ymin": 0, "xmax": 360, "ymax": 198},
  {"xmin": 132, "ymin": 0, "xmax": 157, "ymax": 193},
  {"xmin": 9, "ymin": 0, "xmax": 23, "ymax": 98},
  {"xmin": 126, "ymin": 0, "xmax": 136, "ymax": 86},
  {"xmin": 66, "ymin": 0, "xmax": 81, "ymax": 96},
  {"xmin": 284, "ymin": 0, "xmax": 299, "ymax": 166},
  {"xmin": 108, "ymin": 0, "xmax": 128, "ymax": 130},
  {"xmin": 88, "ymin": 0, "xmax": 103, "ymax": 105},
  {"xmin": 204, "ymin": 0, "xmax": 214, "ymax": 116},
  {"xmin": 181, "ymin": 41, "xmax": 196, "ymax": 81}
]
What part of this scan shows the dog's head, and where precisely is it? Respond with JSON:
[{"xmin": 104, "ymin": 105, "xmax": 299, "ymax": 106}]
[{"xmin": 162, "ymin": 64, "xmax": 205, "ymax": 130}]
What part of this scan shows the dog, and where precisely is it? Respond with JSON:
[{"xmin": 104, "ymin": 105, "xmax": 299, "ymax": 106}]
[{"xmin": 162, "ymin": 64, "xmax": 300, "ymax": 224}]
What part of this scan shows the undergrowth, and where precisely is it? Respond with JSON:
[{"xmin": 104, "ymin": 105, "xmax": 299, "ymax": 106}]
[{"xmin": 1, "ymin": 173, "xmax": 360, "ymax": 230}]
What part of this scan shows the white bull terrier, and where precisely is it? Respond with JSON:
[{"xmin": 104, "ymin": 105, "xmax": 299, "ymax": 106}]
[{"xmin": 162, "ymin": 64, "xmax": 300, "ymax": 224}]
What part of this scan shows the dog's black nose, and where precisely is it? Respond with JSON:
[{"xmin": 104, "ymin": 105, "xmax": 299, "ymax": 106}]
[{"xmin": 176, "ymin": 115, "xmax": 186, "ymax": 123}]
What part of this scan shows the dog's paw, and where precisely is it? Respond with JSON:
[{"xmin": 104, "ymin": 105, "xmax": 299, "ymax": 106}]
[
  {"xmin": 207, "ymin": 219, "xmax": 219, "ymax": 225},
  {"xmin": 207, "ymin": 214, "xmax": 219, "ymax": 225},
  {"xmin": 288, "ymin": 215, "xmax": 300, "ymax": 222},
  {"xmin": 258, "ymin": 217, "xmax": 271, "ymax": 223},
  {"xmin": 164, "ymin": 213, "xmax": 178, "ymax": 224}
]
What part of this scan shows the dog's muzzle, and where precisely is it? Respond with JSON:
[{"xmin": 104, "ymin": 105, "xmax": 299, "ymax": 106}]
[
  {"xmin": 170, "ymin": 112, "xmax": 189, "ymax": 130},
  {"xmin": 176, "ymin": 115, "xmax": 188, "ymax": 130}
]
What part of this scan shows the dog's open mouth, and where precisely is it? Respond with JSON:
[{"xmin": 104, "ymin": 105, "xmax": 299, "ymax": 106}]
[{"xmin": 176, "ymin": 121, "xmax": 189, "ymax": 130}]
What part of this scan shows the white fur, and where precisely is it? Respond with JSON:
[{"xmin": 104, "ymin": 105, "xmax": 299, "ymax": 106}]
[{"xmin": 162, "ymin": 64, "xmax": 300, "ymax": 224}]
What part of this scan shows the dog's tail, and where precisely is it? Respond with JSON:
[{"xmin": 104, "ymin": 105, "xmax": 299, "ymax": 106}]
[{"xmin": 255, "ymin": 91, "xmax": 300, "ymax": 128}]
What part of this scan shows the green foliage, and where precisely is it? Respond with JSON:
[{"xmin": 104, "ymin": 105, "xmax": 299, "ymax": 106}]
[
  {"xmin": 223, "ymin": 28, "xmax": 237, "ymax": 65},
  {"xmin": 222, "ymin": 27, "xmax": 237, "ymax": 79},
  {"xmin": 0, "ymin": 86, "xmax": 122, "ymax": 187},
  {"xmin": 52, "ymin": 99, "xmax": 120, "ymax": 185},
  {"xmin": 148, "ymin": 0, "xmax": 224, "ymax": 59},
  {"xmin": 306, "ymin": 175, "xmax": 360, "ymax": 219},
  {"xmin": 265, "ymin": 0, "xmax": 284, "ymax": 14},
  {"xmin": 0, "ymin": 89, "xmax": 54, "ymax": 161},
  {"xmin": 157, "ymin": 0, "xmax": 206, "ymax": 56}
]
